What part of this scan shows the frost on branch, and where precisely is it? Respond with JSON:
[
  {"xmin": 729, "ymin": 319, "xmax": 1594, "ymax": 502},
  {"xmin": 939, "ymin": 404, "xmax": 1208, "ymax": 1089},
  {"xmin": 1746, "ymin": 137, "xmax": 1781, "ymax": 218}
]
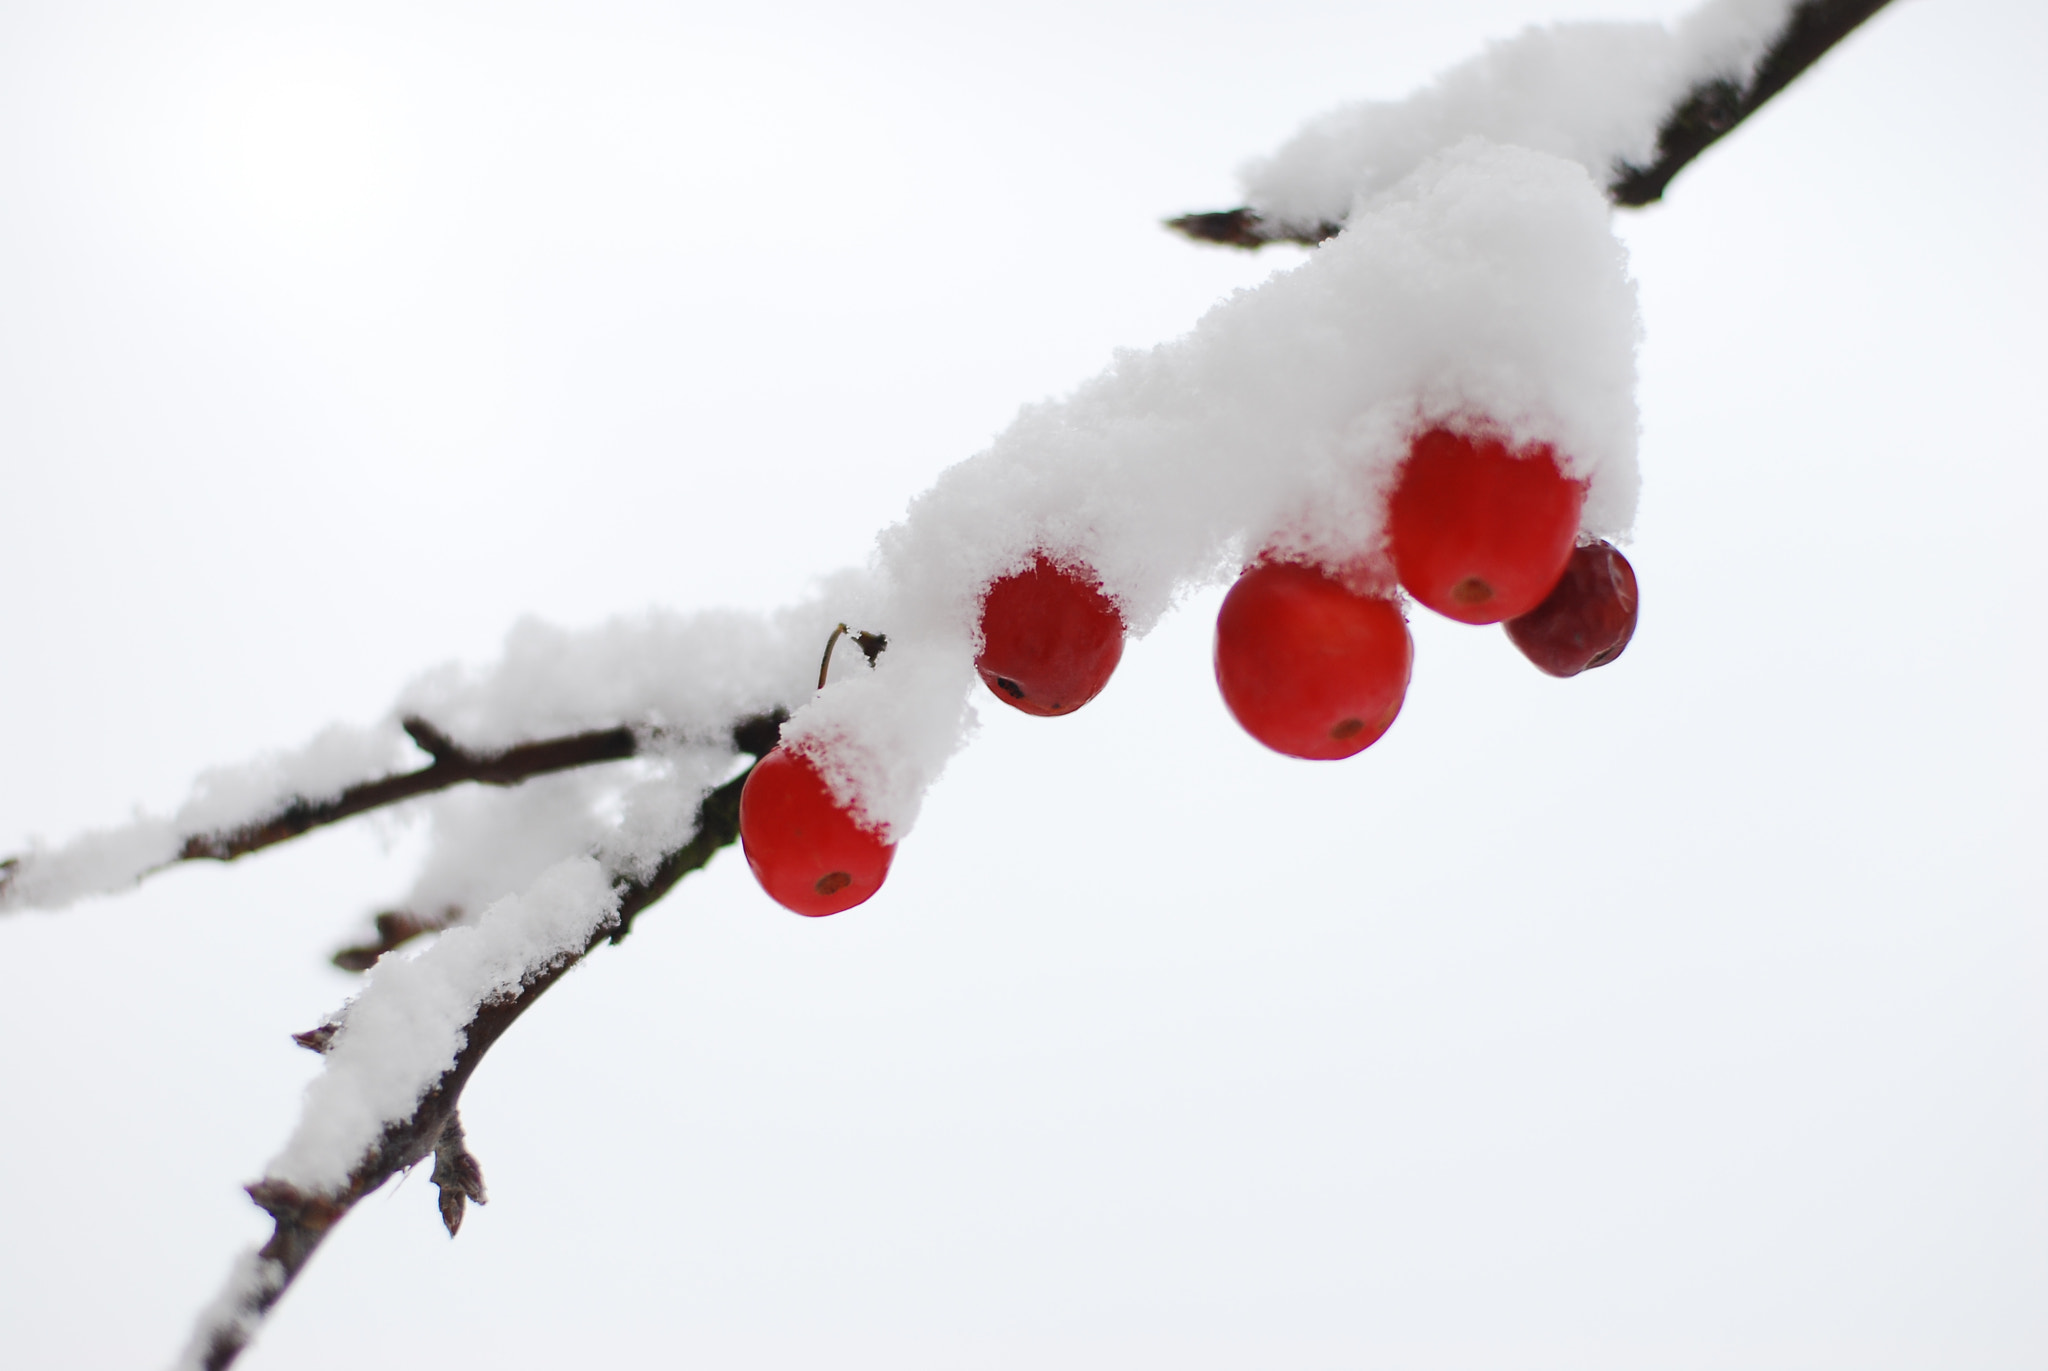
[{"xmin": 1171, "ymin": 0, "xmax": 1892, "ymax": 245}]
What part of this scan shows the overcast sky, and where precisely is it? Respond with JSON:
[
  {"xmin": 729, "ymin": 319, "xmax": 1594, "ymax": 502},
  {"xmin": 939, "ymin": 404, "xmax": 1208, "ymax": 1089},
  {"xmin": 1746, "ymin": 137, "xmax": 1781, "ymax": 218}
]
[{"xmin": 1, "ymin": 1, "xmax": 2043, "ymax": 1367}]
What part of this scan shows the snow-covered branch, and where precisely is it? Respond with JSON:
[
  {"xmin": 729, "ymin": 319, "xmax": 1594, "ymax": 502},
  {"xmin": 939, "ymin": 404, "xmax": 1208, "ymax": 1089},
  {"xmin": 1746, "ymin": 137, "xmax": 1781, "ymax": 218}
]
[
  {"xmin": 0, "ymin": 606, "xmax": 830, "ymax": 915},
  {"xmin": 172, "ymin": 713, "xmax": 779, "ymax": 1371},
  {"xmin": 1168, "ymin": 0, "xmax": 1894, "ymax": 248}
]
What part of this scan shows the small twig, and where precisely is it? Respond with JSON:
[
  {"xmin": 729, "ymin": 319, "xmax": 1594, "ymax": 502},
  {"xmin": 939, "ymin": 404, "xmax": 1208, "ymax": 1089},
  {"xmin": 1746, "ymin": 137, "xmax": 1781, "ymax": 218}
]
[
  {"xmin": 816, "ymin": 623, "xmax": 889, "ymax": 690},
  {"xmin": 431, "ymin": 1112, "xmax": 488, "ymax": 1238},
  {"xmin": 331, "ymin": 908, "xmax": 458, "ymax": 972},
  {"xmin": 290, "ymin": 1023, "xmax": 338, "ymax": 1055},
  {"xmin": 179, "ymin": 721, "xmax": 640, "ymax": 865},
  {"xmin": 1166, "ymin": 208, "xmax": 1339, "ymax": 249},
  {"xmin": 1167, "ymin": 0, "xmax": 1896, "ymax": 247}
]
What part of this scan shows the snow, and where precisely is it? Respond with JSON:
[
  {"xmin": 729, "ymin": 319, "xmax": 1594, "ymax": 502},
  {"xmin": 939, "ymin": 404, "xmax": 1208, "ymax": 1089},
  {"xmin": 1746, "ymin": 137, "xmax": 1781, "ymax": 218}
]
[
  {"xmin": 167, "ymin": 1247, "xmax": 283, "ymax": 1371},
  {"xmin": 258, "ymin": 731, "xmax": 724, "ymax": 1197},
  {"xmin": 1239, "ymin": 0, "xmax": 1801, "ymax": 234},
  {"xmin": 265, "ymin": 855, "xmax": 623, "ymax": 1192},
  {"xmin": 0, "ymin": 815, "xmax": 182, "ymax": 910},
  {"xmin": 395, "ymin": 604, "xmax": 831, "ymax": 753},
  {"xmin": 394, "ymin": 743, "xmax": 729, "ymax": 921},
  {"xmin": 0, "ymin": 723, "xmax": 405, "ymax": 909}
]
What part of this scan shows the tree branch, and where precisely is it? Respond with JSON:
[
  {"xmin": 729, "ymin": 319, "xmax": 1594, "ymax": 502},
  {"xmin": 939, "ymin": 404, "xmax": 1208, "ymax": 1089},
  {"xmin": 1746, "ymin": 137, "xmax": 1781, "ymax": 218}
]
[
  {"xmin": 0, "ymin": 718, "xmax": 663, "ymax": 908},
  {"xmin": 179, "ymin": 719, "xmax": 640, "ymax": 863},
  {"xmin": 177, "ymin": 711, "xmax": 782, "ymax": 1371},
  {"xmin": 1609, "ymin": 0, "xmax": 1893, "ymax": 206},
  {"xmin": 331, "ymin": 908, "xmax": 459, "ymax": 972},
  {"xmin": 1167, "ymin": 0, "xmax": 1895, "ymax": 248}
]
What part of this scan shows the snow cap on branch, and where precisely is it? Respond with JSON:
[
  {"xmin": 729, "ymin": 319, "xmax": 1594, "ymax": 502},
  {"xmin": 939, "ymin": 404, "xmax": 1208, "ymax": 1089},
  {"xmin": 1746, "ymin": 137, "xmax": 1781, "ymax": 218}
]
[
  {"xmin": 0, "ymin": 723, "xmax": 407, "ymax": 911},
  {"xmin": 265, "ymin": 855, "xmax": 622, "ymax": 1194},
  {"xmin": 396, "ymin": 602, "xmax": 831, "ymax": 753},
  {"xmin": 787, "ymin": 139, "xmax": 1640, "ymax": 838},
  {"xmin": 1241, "ymin": 0, "xmax": 1800, "ymax": 234},
  {"xmin": 169, "ymin": 1247, "xmax": 285, "ymax": 1371}
]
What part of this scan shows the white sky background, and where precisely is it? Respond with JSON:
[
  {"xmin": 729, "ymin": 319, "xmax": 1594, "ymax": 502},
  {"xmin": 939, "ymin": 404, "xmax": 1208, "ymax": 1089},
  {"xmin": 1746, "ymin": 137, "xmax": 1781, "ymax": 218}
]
[{"xmin": 0, "ymin": 0, "xmax": 2043, "ymax": 1366}]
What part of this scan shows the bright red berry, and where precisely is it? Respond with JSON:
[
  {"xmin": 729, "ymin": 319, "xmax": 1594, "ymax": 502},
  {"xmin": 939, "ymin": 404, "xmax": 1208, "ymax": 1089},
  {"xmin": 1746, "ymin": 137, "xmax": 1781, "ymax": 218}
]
[
  {"xmin": 1504, "ymin": 540, "xmax": 1639, "ymax": 677},
  {"xmin": 975, "ymin": 553, "xmax": 1126, "ymax": 717},
  {"xmin": 1214, "ymin": 560, "xmax": 1413, "ymax": 760},
  {"xmin": 1388, "ymin": 427, "xmax": 1586, "ymax": 625},
  {"xmin": 739, "ymin": 746, "xmax": 895, "ymax": 917}
]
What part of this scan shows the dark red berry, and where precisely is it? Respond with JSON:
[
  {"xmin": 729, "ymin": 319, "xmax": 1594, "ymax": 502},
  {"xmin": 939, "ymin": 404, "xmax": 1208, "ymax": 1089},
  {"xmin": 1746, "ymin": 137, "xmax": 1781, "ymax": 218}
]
[
  {"xmin": 1214, "ymin": 560, "xmax": 1412, "ymax": 760},
  {"xmin": 1503, "ymin": 540, "xmax": 1639, "ymax": 677},
  {"xmin": 739, "ymin": 746, "xmax": 894, "ymax": 917},
  {"xmin": 1388, "ymin": 427, "xmax": 1586, "ymax": 625},
  {"xmin": 975, "ymin": 553, "xmax": 1126, "ymax": 717}
]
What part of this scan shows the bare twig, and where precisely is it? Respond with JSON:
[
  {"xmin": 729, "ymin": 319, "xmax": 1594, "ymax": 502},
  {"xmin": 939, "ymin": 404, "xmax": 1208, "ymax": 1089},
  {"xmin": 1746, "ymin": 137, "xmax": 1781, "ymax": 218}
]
[
  {"xmin": 1165, "ymin": 207, "xmax": 1341, "ymax": 250},
  {"xmin": 431, "ymin": 1112, "xmax": 488, "ymax": 1238},
  {"xmin": 1168, "ymin": 0, "xmax": 1896, "ymax": 247},
  {"xmin": 331, "ymin": 908, "xmax": 459, "ymax": 972},
  {"xmin": 179, "ymin": 711, "xmax": 783, "ymax": 1371}
]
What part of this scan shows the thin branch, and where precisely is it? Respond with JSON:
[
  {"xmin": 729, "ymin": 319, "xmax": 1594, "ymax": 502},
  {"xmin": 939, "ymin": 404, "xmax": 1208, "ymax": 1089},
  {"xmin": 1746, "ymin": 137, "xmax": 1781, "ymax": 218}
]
[
  {"xmin": 431, "ymin": 1111, "xmax": 488, "ymax": 1238},
  {"xmin": 180, "ymin": 719, "xmax": 639, "ymax": 863},
  {"xmin": 1609, "ymin": 0, "xmax": 1893, "ymax": 205},
  {"xmin": 331, "ymin": 908, "xmax": 459, "ymax": 972},
  {"xmin": 0, "ymin": 718, "xmax": 653, "ymax": 907},
  {"xmin": 1167, "ymin": 0, "xmax": 1895, "ymax": 248},
  {"xmin": 1165, "ymin": 207, "xmax": 1341, "ymax": 250},
  {"xmin": 180, "ymin": 711, "xmax": 782, "ymax": 1371}
]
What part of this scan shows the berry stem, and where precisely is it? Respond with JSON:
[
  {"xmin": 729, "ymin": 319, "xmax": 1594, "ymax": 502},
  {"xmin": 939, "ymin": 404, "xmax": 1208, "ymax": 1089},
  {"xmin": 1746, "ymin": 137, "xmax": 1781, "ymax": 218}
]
[{"xmin": 817, "ymin": 623, "xmax": 889, "ymax": 689}]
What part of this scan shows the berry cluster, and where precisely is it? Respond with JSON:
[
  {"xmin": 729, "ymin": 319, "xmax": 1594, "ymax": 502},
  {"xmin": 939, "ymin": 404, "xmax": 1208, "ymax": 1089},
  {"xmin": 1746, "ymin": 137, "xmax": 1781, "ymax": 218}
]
[{"xmin": 738, "ymin": 427, "xmax": 1637, "ymax": 917}]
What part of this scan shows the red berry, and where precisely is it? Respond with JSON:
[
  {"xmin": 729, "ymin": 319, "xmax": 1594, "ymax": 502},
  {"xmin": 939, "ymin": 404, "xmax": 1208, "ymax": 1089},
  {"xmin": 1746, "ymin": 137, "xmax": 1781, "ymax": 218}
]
[
  {"xmin": 975, "ymin": 553, "xmax": 1126, "ymax": 717},
  {"xmin": 1504, "ymin": 540, "xmax": 1639, "ymax": 677},
  {"xmin": 1213, "ymin": 560, "xmax": 1413, "ymax": 760},
  {"xmin": 738, "ymin": 746, "xmax": 895, "ymax": 917},
  {"xmin": 1388, "ymin": 427, "xmax": 1586, "ymax": 625}
]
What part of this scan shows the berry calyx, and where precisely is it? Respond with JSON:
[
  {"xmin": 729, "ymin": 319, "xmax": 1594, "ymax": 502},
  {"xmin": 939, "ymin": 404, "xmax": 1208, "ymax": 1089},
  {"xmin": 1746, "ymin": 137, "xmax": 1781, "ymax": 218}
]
[
  {"xmin": 739, "ymin": 746, "xmax": 895, "ymax": 917},
  {"xmin": 1213, "ymin": 559, "xmax": 1413, "ymax": 761},
  {"xmin": 975, "ymin": 553, "xmax": 1126, "ymax": 717},
  {"xmin": 1504, "ymin": 540, "xmax": 1639, "ymax": 677},
  {"xmin": 1388, "ymin": 427, "xmax": 1586, "ymax": 625}
]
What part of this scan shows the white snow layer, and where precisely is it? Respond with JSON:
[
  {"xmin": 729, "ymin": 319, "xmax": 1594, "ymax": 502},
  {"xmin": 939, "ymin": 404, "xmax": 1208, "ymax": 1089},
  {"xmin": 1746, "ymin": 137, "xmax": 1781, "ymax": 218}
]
[
  {"xmin": 265, "ymin": 746, "xmax": 724, "ymax": 1196},
  {"xmin": 1240, "ymin": 0, "xmax": 1800, "ymax": 233},
  {"xmin": 3, "ymin": 139, "xmax": 1640, "ymax": 914},
  {"xmin": 0, "ymin": 722, "xmax": 408, "ymax": 909},
  {"xmin": 786, "ymin": 140, "xmax": 1640, "ymax": 836},
  {"xmin": 168, "ymin": 1247, "xmax": 284, "ymax": 1371},
  {"xmin": 265, "ymin": 855, "xmax": 623, "ymax": 1191}
]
